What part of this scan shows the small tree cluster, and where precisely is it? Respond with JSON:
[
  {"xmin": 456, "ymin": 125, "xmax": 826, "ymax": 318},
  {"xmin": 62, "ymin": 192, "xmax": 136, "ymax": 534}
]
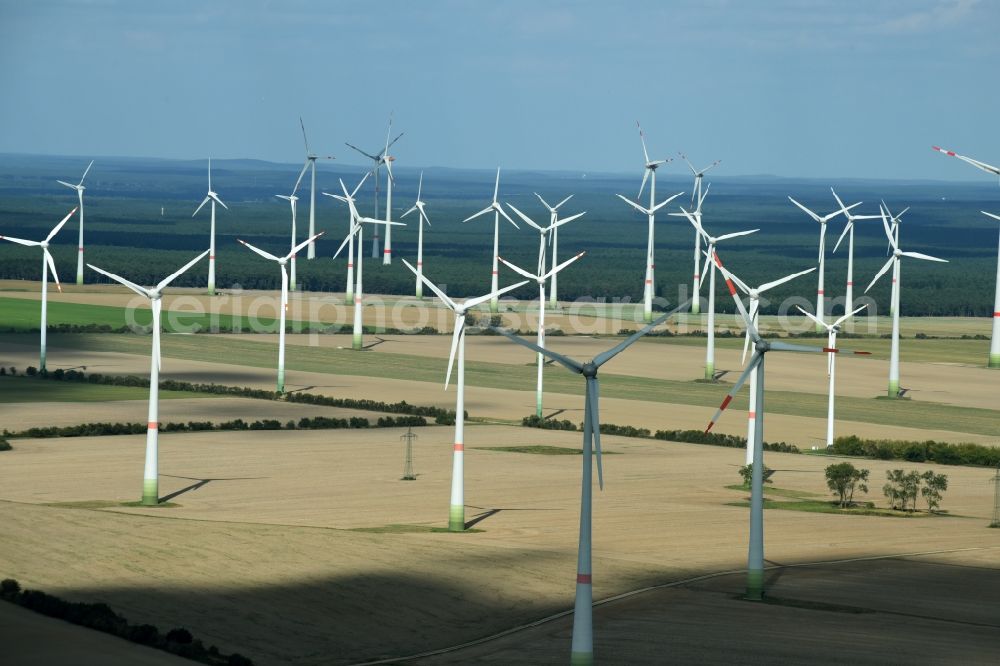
[
  {"xmin": 883, "ymin": 469, "xmax": 949, "ymax": 512},
  {"xmin": 825, "ymin": 463, "xmax": 870, "ymax": 508},
  {"xmin": 739, "ymin": 463, "xmax": 775, "ymax": 488}
]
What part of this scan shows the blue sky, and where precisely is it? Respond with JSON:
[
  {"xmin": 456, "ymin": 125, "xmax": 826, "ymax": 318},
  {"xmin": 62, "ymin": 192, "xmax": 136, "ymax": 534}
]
[{"xmin": 1, "ymin": 0, "xmax": 998, "ymax": 180}]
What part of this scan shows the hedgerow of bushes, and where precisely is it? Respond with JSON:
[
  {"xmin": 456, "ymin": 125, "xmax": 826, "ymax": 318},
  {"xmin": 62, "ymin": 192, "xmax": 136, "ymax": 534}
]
[
  {"xmin": 0, "ymin": 578, "xmax": 252, "ymax": 665},
  {"xmin": 521, "ymin": 415, "xmax": 800, "ymax": 453},
  {"xmin": 2, "ymin": 414, "xmax": 427, "ymax": 440},
  {"xmin": 832, "ymin": 435, "xmax": 1000, "ymax": 467},
  {"xmin": 7, "ymin": 367, "xmax": 459, "ymax": 424}
]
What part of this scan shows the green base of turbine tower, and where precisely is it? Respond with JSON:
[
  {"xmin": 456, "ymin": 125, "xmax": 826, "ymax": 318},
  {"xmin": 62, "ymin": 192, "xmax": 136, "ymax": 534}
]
[
  {"xmin": 570, "ymin": 652, "xmax": 594, "ymax": 666},
  {"xmin": 989, "ymin": 353, "xmax": 1000, "ymax": 369},
  {"xmin": 888, "ymin": 379, "xmax": 899, "ymax": 398},
  {"xmin": 691, "ymin": 301, "xmax": 700, "ymax": 315},
  {"xmin": 489, "ymin": 298, "xmax": 499, "ymax": 314},
  {"xmin": 141, "ymin": 479, "xmax": 158, "ymax": 506},
  {"xmin": 449, "ymin": 505, "xmax": 464, "ymax": 532},
  {"xmin": 704, "ymin": 361, "xmax": 714, "ymax": 381},
  {"xmin": 746, "ymin": 569, "xmax": 764, "ymax": 601},
  {"xmin": 352, "ymin": 333, "xmax": 362, "ymax": 351},
  {"xmin": 277, "ymin": 369, "xmax": 285, "ymax": 395}
]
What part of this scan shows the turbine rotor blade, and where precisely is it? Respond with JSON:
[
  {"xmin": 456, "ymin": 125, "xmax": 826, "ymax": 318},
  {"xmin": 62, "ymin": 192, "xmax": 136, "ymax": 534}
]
[
  {"xmin": 494, "ymin": 328, "xmax": 584, "ymax": 374},
  {"xmin": 705, "ymin": 353, "xmax": 762, "ymax": 432},
  {"xmin": 286, "ymin": 231, "xmax": 326, "ymax": 260},
  {"xmin": 401, "ymin": 259, "xmax": 457, "ymax": 310},
  {"xmin": 44, "ymin": 248, "xmax": 62, "ymax": 292},
  {"xmin": 193, "ymin": 196, "xmax": 211, "ymax": 217},
  {"xmin": 542, "ymin": 250, "xmax": 585, "ymax": 281},
  {"xmin": 901, "ymin": 251, "xmax": 947, "ymax": 263},
  {"xmin": 86, "ymin": 264, "xmax": 150, "ymax": 298},
  {"xmin": 788, "ymin": 196, "xmax": 821, "ymax": 222},
  {"xmin": 757, "ymin": 267, "xmax": 816, "ymax": 293},
  {"xmin": 865, "ymin": 256, "xmax": 896, "ymax": 293},
  {"xmin": 462, "ymin": 279, "xmax": 530, "ymax": 311},
  {"xmin": 157, "ymin": 249, "xmax": 210, "ymax": 291},
  {"xmin": 238, "ymin": 239, "xmax": 281, "ymax": 263},
  {"xmin": 47, "ymin": 207, "xmax": 77, "ymax": 241},
  {"xmin": 79, "ymin": 159, "xmax": 94, "ymax": 185},
  {"xmin": 445, "ymin": 315, "xmax": 464, "ymax": 390},
  {"xmin": 506, "ymin": 203, "xmax": 543, "ymax": 231}
]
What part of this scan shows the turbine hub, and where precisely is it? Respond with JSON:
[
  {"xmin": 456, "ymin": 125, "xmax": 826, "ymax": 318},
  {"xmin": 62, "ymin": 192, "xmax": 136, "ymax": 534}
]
[
  {"xmin": 278, "ymin": 258, "xmax": 288, "ymax": 266},
  {"xmin": 150, "ymin": 291, "xmax": 161, "ymax": 301},
  {"xmin": 582, "ymin": 361, "xmax": 597, "ymax": 377},
  {"xmin": 40, "ymin": 241, "xmax": 48, "ymax": 249},
  {"xmin": 894, "ymin": 249, "xmax": 902, "ymax": 257},
  {"xmin": 756, "ymin": 340, "xmax": 770, "ymax": 353}
]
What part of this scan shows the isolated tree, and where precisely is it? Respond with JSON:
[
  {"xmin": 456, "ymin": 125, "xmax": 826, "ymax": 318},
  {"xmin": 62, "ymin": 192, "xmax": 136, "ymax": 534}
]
[
  {"xmin": 825, "ymin": 462, "xmax": 869, "ymax": 508},
  {"xmin": 739, "ymin": 463, "xmax": 774, "ymax": 488},
  {"xmin": 921, "ymin": 471, "xmax": 949, "ymax": 513}
]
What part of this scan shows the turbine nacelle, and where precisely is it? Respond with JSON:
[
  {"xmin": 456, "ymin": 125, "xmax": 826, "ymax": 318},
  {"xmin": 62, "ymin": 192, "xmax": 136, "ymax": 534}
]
[{"xmin": 581, "ymin": 361, "xmax": 598, "ymax": 378}]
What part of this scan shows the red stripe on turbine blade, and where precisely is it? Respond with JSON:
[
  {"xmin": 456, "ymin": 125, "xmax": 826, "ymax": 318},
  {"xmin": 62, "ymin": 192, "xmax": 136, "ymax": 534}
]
[
  {"xmin": 994, "ymin": 312, "xmax": 1000, "ymax": 317},
  {"xmin": 853, "ymin": 351, "xmax": 873, "ymax": 355},
  {"xmin": 720, "ymin": 395, "xmax": 733, "ymax": 411},
  {"xmin": 724, "ymin": 279, "xmax": 737, "ymax": 296},
  {"xmin": 822, "ymin": 348, "xmax": 839, "ymax": 353},
  {"xmin": 704, "ymin": 421, "xmax": 715, "ymax": 434},
  {"xmin": 576, "ymin": 574, "xmax": 592, "ymax": 584},
  {"xmin": 147, "ymin": 421, "xmax": 159, "ymax": 430},
  {"xmin": 453, "ymin": 443, "xmax": 464, "ymax": 452},
  {"xmin": 947, "ymin": 151, "xmax": 956, "ymax": 156}
]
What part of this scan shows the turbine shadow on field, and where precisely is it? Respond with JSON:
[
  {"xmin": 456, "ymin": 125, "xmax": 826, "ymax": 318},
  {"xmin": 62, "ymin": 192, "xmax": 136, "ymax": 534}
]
[
  {"xmin": 463, "ymin": 504, "xmax": 561, "ymax": 530},
  {"xmin": 158, "ymin": 474, "xmax": 267, "ymax": 503}
]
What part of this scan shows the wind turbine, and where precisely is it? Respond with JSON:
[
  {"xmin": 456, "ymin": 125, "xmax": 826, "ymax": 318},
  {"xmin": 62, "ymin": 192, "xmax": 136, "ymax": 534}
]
[
  {"xmin": 880, "ymin": 202, "xmax": 910, "ymax": 318},
  {"xmin": 498, "ymin": 251, "xmax": 586, "ymax": 418},
  {"xmin": 679, "ymin": 207, "xmax": 758, "ymax": 380},
  {"xmin": 463, "ymin": 168, "xmax": 520, "ymax": 314},
  {"xmin": 725, "ymin": 265, "xmax": 816, "ymax": 465},
  {"xmin": 706, "ymin": 252, "xmax": 869, "ymax": 600},
  {"xmin": 401, "ymin": 172, "xmax": 432, "ymax": 298},
  {"xmin": 830, "ymin": 188, "xmax": 881, "ymax": 314},
  {"xmin": 932, "ymin": 145, "xmax": 1000, "ymax": 368},
  {"xmin": 797, "ymin": 304, "xmax": 868, "ymax": 447},
  {"xmin": 238, "ymin": 232, "xmax": 324, "ymax": 393},
  {"xmin": 534, "ymin": 193, "xmax": 575, "ymax": 308},
  {"xmin": 87, "ymin": 250, "xmax": 209, "ymax": 506},
  {"xmin": 402, "ymin": 260, "xmax": 527, "ymax": 532},
  {"xmin": 1, "ymin": 207, "xmax": 76, "ymax": 371},
  {"xmin": 295, "ymin": 117, "xmax": 334, "ymax": 261},
  {"xmin": 192, "ymin": 158, "xmax": 228, "ymax": 296},
  {"xmin": 494, "ymin": 301, "xmax": 689, "ymax": 665},
  {"xmin": 56, "ymin": 160, "xmax": 93, "ymax": 285},
  {"xmin": 678, "ymin": 154, "xmax": 721, "ymax": 314},
  {"xmin": 981, "ymin": 211, "xmax": 1000, "ymax": 369},
  {"xmin": 345, "ymin": 114, "xmax": 404, "ymax": 261},
  {"xmin": 788, "ymin": 196, "xmax": 859, "ymax": 331},
  {"xmin": 323, "ymin": 173, "xmax": 369, "ymax": 305},
  {"xmin": 618, "ymin": 122, "xmax": 681, "ymax": 323},
  {"xmin": 332, "ymin": 184, "xmax": 404, "ymax": 350},
  {"xmin": 865, "ymin": 207, "xmax": 947, "ymax": 397},
  {"xmin": 275, "ymin": 190, "xmax": 301, "ymax": 292},
  {"xmin": 507, "ymin": 203, "xmax": 585, "ymax": 276}
]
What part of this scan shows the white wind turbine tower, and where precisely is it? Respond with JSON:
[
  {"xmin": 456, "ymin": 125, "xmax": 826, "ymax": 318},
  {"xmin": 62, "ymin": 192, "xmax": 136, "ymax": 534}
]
[
  {"xmin": 865, "ymin": 207, "xmax": 947, "ymax": 397},
  {"xmin": 87, "ymin": 250, "xmax": 209, "ymax": 505},
  {"xmin": 788, "ymin": 196, "xmax": 859, "ymax": 332},
  {"xmin": 402, "ymin": 259, "xmax": 527, "ymax": 532},
  {"xmin": 1, "ymin": 207, "xmax": 76, "ymax": 372},
  {"xmin": 332, "ymin": 181, "xmax": 404, "ymax": 351},
  {"xmin": 345, "ymin": 115, "xmax": 404, "ymax": 261},
  {"xmin": 706, "ymin": 252, "xmax": 870, "ymax": 600},
  {"xmin": 680, "ymin": 207, "xmax": 758, "ymax": 380},
  {"xmin": 797, "ymin": 304, "xmax": 868, "ymax": 447},
  {"xmin": 295, "ymin": 117, "xmax": 334, "ymax": 261},
  {"xmin": 463, "ymin": 168, "xmax": 520, "ymax": 314},
  {"xmin": 932, "ymin": 145, "xmax": 1000, "ymax": 368},
  {"xmin": 725, "ymin": 265, "xmax": 816, "ymax": 465},
  {"xmin": 679, "ymin": 154, "xmax": 720, "ymax": 314},
  {"xmin": 322, "ymin": 173, "xmax": 369, "ymax": 306},
  {"xmin": 192, "ymin": 158, "xmax": 228, "ymax": 296},
  {"xmin": 238, "ymin": 232, "xmax": 324, "ymax": 393},
  {"xmin": 401, "ymin": 172, "xmax": 432, "ymax": 298},
  {"xmin": 534, "ymin": 193, "xmax": 575, "ymax": 308},
  {"xmin": 830, "ymin": 188, "xmax": 881, "ymax": 314},
  {"xmin": 619, "ymin": 122, "xmax": 681, "ymax": 323},
  {"xmin": 981, "ymin": 211, "xmax": 1000, "ymax": 369},
  {"xmin": 494, "ymin": 302, "xmax": 688, "ymax": 666},
  {"xmin": 56, "ymin": 160, "xmax": 93, "ymax": 285},
  {"xmin": 498, "ymin": 250, "xmax": 586, "ymax": 418}
]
